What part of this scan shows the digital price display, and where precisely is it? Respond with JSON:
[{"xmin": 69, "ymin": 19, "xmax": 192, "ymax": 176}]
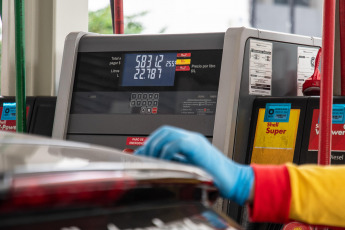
[{"xmin": 122, "ymin": 53, "xmax": 177, "ymax": 87}]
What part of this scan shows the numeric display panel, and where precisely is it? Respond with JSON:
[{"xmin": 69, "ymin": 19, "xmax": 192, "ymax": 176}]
[{"xmin": 122, "ymin": 53, "xmax": 177, "ymax": 87}]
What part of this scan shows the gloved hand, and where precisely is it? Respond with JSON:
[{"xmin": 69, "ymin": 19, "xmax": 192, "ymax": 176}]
[{"xmin": 135, "ymin": 126, "xmax": 254, "ymax": 205}]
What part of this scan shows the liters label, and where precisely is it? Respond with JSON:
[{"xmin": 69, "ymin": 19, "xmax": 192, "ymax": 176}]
[
  {"xmin": 1, "ymin": 103, "xmax": 16, "ymax": 121},
  {"xmin": 264, "ymin": 103, "xmax": 291, "ymax": 123}
]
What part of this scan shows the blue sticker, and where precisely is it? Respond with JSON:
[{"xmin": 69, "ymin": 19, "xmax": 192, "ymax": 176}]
[
  {"xmin": 332, "ymin": 104, "xmax": 345, "ymax": 124},
  {"xmin": 1, "ymin": 103, "xmax": 16, "ymax": 120},
  {"xmin": 264, "ymin": 103, "xmax": 291, "ymax": 123}
]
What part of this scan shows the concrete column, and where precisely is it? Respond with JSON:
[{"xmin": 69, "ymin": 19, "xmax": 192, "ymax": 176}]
[
  {"xmin": 1, "ymin": 0, "xmax": 16, "ymax": 96},
  {"xmin": 1, "ymin": 0, "xmax": 88, "ymax": 96},
  {"xmin": 53, "ymin": 0, "xmax": 88, "ymax": 95}
]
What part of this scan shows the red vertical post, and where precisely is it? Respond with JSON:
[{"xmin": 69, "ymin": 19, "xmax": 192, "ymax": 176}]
[
  {"xmin": 318, "ymin": 0, "xmax": 336, "ymax": 165},
  {"xmin": 340, "ymin": 0, "xmax": 345, "ymax": 95},
  {"xmin": 114, "ymin": 0, "xmax": 124, "ymax": 34}
]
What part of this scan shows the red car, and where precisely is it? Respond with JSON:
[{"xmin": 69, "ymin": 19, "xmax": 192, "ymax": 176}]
[{"xmin": 0, "ymin": 132, "xmax": 241, "ymax": 230}]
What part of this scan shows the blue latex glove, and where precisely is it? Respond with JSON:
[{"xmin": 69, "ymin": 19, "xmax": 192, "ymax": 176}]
[{"xmin": 135, "ymin": 126, "xmax": 254, "ymax": 205}]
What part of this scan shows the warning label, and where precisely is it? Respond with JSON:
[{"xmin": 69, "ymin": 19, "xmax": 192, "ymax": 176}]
[
  {"xmin": 249, "ymin": 39, "xmax": 273, "ymax": 96},
  {"xmin": 126, "ymin": 137, "xmax": 148, "ymax": 146},
  {"xmin": 251, "ymin": 108, "xmax": 300, "ymax": 164}
]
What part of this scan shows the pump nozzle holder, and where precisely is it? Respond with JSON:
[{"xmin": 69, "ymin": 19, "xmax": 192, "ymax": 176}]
[{"xmin": 302, "ymin": 48, "xmax": 322, "ymax": 96}]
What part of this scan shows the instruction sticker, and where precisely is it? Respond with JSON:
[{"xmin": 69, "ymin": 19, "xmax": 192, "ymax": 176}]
[
  {"xmin": 249, "ymin": 39, "xmax": 273, "ymax": 96},
  {"xmin": 264, "ymin": 103, "xmax": 291, "ymax": 123},
  {"xmin": 297, "ymin": 47, "xmax": 319, "ymax": 96},
  {"xmin": 1, "ymin": 103, "xmax": 16, "ymax": 120},
  {"xmin": 332, "ymin": 105, "xmax": 345, "ymax": 124}
]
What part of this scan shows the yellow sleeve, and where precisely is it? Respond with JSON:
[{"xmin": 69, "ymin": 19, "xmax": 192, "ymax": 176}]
[{"xmin": 286, "ymin": 163, "xmax": 345, "ymax": 227}]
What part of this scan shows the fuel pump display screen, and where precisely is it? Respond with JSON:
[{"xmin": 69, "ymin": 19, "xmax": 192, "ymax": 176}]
[
  {"xmin": 122, "ymin": 53, "xmax": 177, "ymax": 87},
  {"xmin": 71, "ymin": 50, "xmax": 222, "ymax": 116}
]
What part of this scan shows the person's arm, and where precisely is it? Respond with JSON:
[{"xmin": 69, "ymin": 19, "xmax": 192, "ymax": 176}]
[
  {"xmin": 136, "ymin": 126, "xmax": 345, "ymax": 228},
  {"xmin": 250, "ymin": 163, "xmax": 345, "ymax": 228},
  {"xmin": 135, "ymin": 126, "xmax": 254, "ymax": 205}
]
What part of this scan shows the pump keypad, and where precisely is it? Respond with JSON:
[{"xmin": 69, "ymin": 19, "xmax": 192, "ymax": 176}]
[{"xmin": 130, "ymin": 93, "xmax": 159, "ymax": 114}]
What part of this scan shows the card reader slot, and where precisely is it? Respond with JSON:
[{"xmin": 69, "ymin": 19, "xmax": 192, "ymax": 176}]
[{"xmin": 67, "ymin": 114, "xmax": 215, "ymax": 136}]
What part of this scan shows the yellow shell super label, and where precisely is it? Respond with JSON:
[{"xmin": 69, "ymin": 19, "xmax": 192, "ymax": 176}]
[{"xmin": 251, "ymin": 108, "xmax": 300, "ymax": 164}]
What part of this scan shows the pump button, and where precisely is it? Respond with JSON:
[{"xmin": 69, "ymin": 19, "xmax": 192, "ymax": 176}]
[
  {"xmin": 176, "ymin": 59, "xmax": 191, "ymax": 65},
  {"xmin": 123, "ymin": 148, "xmax": 135, "ymax": 154},
  {"xmin": 140, "ymin": 107, "xmax": 146, "ymax": 114},
  {"xmin": 177, "ymin": 53, "xmax": 191, "ymax": 57}
]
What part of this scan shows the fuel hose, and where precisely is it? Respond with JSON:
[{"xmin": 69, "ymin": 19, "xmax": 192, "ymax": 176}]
[
  {"xmin": 318, "ymin": 0, "xmax": 336, "ymax": 165},
  {"xmin": 0, "ymin": 0, "xmax": 3, "ymax": 20},
  {"xmin": 14, "ymin": 0, "xmax": 27, "ymax": 133},
  {"xmin": 340, "ymin": 0, "xmax": 345, "ymax": 95},
  {"xmin": 114, "ymin": 0, "xmax": 124, "ymax": 34}
]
